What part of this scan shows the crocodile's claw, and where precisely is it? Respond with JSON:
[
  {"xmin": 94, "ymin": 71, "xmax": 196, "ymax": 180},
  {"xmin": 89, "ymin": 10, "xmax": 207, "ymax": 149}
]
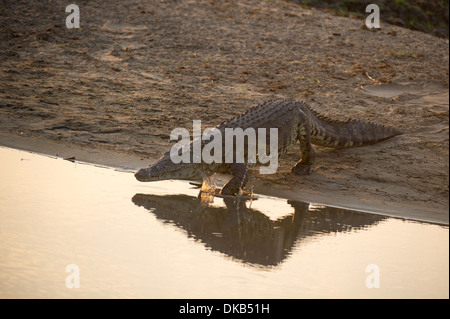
[{"xmin": 291, "ymin": 163, "xmax": 314, "ymax": 175}]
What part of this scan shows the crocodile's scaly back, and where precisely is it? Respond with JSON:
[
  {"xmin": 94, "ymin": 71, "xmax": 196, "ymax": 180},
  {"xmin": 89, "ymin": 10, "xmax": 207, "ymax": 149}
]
[
  {"xmin": 216, "ymin": 100, "xmax": 302, "ymax": 156},
  {"xmin": 218, "ymin": 100, "xmax": 402, "ymax": 150}
]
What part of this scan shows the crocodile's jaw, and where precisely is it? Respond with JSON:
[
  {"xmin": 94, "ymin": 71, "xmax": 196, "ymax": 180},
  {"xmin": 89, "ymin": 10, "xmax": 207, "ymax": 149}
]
[
  {"xmin": 134, "ymin": 167, "xmax": 158, "ymax": 182},
  {"xmin": 134, "ymin": 153, "xmax": 202, "ymax": 182}
]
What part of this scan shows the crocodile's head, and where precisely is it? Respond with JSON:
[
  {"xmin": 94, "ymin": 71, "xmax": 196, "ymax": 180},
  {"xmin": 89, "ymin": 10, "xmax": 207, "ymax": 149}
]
[{"xmin": 134, "ymin": 151, "xmax": 202, "ymax": 182}]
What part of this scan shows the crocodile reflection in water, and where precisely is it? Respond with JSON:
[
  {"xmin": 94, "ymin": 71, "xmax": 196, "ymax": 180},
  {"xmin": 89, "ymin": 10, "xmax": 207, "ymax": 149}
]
[{"xmin": 132, "ymin": 193, "xmax": 385, "ymax": 267}]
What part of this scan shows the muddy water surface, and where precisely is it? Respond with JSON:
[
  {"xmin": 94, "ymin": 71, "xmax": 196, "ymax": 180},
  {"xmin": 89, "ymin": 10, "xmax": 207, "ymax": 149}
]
[{"xmin": 0, "ymin": 146, "xmax": 448, "ymax": 298}]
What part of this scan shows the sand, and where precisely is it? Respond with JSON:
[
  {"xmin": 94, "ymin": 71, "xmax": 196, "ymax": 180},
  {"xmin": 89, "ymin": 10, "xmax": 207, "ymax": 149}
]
[{"xmin": 0, "ymin": 0, "xmax": 448, "ymax": 224}]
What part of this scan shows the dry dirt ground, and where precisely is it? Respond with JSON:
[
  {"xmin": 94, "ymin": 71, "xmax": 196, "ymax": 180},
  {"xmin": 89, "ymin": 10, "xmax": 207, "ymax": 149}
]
[{"xmin": 0, "ymin": 0, "xmax": 448, "ymax": 223}]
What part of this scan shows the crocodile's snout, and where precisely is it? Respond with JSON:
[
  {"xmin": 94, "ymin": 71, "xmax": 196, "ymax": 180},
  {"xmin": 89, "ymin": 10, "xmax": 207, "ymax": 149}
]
[{"xmin": 134, "ymin": 168, "xmax": 150, "ymax": 182}]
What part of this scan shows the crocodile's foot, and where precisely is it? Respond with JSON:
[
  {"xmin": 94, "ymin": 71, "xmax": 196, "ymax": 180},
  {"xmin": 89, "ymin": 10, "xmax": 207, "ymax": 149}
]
[
  {"xmin": 220, "ymin": 178, "xmax": 242, "ymax": 196},
  {"xmin": 291, "ymin": 163, "xmax": 314, "ymax": 175}
]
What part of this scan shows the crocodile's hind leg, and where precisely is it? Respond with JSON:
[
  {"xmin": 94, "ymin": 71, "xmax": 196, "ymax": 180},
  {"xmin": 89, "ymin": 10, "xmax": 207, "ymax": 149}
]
[
  {"xmin": 220, "ymin": 163, "xmax": 249, "ymax": 196},
  {"xmin": 291, "ymin": 118, "xmax": 315, "ymax": 175}
]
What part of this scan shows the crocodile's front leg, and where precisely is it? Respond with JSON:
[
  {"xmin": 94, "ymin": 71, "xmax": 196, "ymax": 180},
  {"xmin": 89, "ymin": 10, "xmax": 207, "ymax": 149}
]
[
  {"xmin": 220, "ymin": 163, "xmax": 249, "ymax": 196},
  {"xmin": 291, "ymin": 117, "xmax": 315, "ymax": 175}
]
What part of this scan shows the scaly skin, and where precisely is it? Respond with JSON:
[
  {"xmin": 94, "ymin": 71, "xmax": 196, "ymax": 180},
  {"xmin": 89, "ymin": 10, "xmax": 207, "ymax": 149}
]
[{"xmin": 135, "ymin": 100, "xmax": 401, "ymax": 195}]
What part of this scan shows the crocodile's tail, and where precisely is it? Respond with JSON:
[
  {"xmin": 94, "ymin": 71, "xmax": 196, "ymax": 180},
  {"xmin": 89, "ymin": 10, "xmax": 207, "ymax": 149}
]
[{"xmin": 306, "ymin": 108, "xmax": 402, "ymax": 148}]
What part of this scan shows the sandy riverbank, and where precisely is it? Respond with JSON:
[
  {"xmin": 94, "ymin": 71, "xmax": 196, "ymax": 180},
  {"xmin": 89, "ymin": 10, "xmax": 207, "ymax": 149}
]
[{"xmin": 0, "ymin": 0, "xmax": 448, "ymax": 223}]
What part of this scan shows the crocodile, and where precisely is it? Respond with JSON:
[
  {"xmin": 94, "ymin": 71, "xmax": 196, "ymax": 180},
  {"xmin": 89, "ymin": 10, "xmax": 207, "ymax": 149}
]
[{"xmin": 134, "ymin": 99, "xmax": 401, "ymax": 195}]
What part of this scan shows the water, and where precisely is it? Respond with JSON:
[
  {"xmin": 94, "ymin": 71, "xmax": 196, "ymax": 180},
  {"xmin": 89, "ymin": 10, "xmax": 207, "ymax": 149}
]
[{"xmin": 0, "ymin": 146, "xmax": 448, "ymax": 298}]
